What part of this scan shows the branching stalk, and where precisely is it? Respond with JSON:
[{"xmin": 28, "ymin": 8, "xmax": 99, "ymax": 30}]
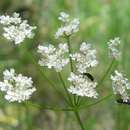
[{"xmin": 26, "ymin": 51, "xmax": 70, "ymax": 105}]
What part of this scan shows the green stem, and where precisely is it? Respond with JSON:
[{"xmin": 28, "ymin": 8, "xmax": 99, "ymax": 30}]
[
  {"xmin": 66, "ymin": 36, "xmax": 78, "ymax": 106},
  {"xmin": 66, "ymin": 36, "xmax": 85, "ymax": 130},
  {"xmin": 79, "ymin": 94, "xmax": 113, "ymax": 109},
  {"xmin": 2, "ymin": 94, "xmax": 112, "ymax": 112},
  {"xmin": 24, "ymin": 101, "xmax": 74, "ymax": 111},
  {"xmin": 24, "ymin": 105, "xmax": 32, "ymax": 130},
  {"xmin": 76, "ymin": 96, "xmax": 81, "ymax": 106},
  {"xmin": 66, "ymin": 36, "xmax": 74, "ymax": 72},
  {"xmin": 58, "ymin": 72, "xmax": 73, "ymax": 106},
  {"xmin": 74, "ymin": 110, "xmax": 85, "ymax": 130},
  {"xmin": 98, "ymin": 59, "xmax": 115, "ymax": 88},
  {"xmin": 17, "ymin": 105, "xmax": 22, "ymax": 129}
]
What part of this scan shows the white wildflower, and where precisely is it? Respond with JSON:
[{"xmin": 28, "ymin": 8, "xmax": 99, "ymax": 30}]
[
  {"xmin": 68, "ymin": 72, "xmax": 98, "ymax": 98},
  {"xmin": 71, "ymin": 42, "xmax": 98, "ymax": 73},
  {"xmin": 111, "ymin": 70, "xmax": 130, "ymax": 102},
  {"xmin": 0, "ymin": 68, "xmax": 36, "ymax": 103},
  {"xmin": 0, "ymin": 12, "xmax": 36, "ymax": 44},
  {"xmin": 107, "ymin": 37, "xmax": 121, "ymax": 60},
  {"xmin": 58, "ymin": 12, "xmax": 69, "ymax": 22},
  {"xmin": 37, "ymin": 43, "xmax": 69, "ymax": 72},
  {"xmin": 3, "ymin": 68, "xmax": 15, "ymax": 81},
  {"xmin": 55, "ymin": 12, "xmax": 80, "ymax": 39},
  {"xmin": 0, "ymin": 12, "xmax": 21, "ymax": 25}
]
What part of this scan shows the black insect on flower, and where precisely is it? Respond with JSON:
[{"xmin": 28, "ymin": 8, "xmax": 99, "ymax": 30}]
[
  {"xmin": 116, "ymin": 98, "xmax": 130, "ymax": 105},
  {"xmin": 83, "ymin": 73, "xmax": 94, "ymax": 81}
]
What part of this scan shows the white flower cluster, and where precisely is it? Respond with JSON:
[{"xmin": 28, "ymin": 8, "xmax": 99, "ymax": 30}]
[
  {"xmin": 107, "ymin": 37, "xmax": 121, "ymax": 60},
  {"xmin": 0, "ymin": 12, "xmax": 36, "ymax": 44},
  {"xmin": 37, "ymin": 43, "xmax": 69, "ymax": 72},
  {"xmin": 55, "ymin": 12, "xmax": 80, "ymax": 39},
  {"xmin": 111, "ymin": 70, "xmax": 130, "ymax": 102},
  {"xmin": 71, "ymin": 42, "xmax": 98, "ymax": 73},
  {"xmin": 68, "ymin": 72, "xmax": 98, "ymax": 98},
  {"xmin": 0, "ymin": 68, "xmax": 36, "ymax": 102}
]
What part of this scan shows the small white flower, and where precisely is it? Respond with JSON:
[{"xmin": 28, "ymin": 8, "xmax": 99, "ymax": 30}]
[
  {"xmin": 0, "ymin": 68, "xmax": 36, "ymax": 103},
  {"xmin": 107, "ymin": 37, "xmax": 121, "ymax": 60},
  {"xmin": 0, "ymin": 12, "xmax": 36, "ymax": 44},
  {"xmin": 68, "ymin": 72, "xmax": 98, "ymax": 98},
  {"xmin": 111, "ymin": 70, "xmax": 130, "ymax": 102},
  {"xmin": 71, "ymin": 42, "xmax": 98, "ymax": 73},
  {"xmin": 58, "ymin": 12, "xmax": 69, "ymax": 22},
  {"xmin": 0, "ymin": 13, "xmax": 21, "ymax": 25},
  {"xmin": 3, "ymin": 68, "xmax": 15, "ymax": 81},
  {"xmin": 37, "ymin": 43, "xmax": 69, "ymax": 72},
  {"xmin": 55, "ymin": 12, "xmax": 80, "ymax": 39}
]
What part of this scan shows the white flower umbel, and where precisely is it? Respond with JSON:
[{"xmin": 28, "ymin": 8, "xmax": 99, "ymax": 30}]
[
  {"xmin": 37, "ymin": 43, "xmax": 69, "ymax": 72},
  {"xmin": 107, "ymin": 37, "xmax": 121, "ymax": 60},
  {"xmin": 0, "ymin": 68, "xmax": 36, "ymax": 103},
  {"xmin": 55, "ymin": 12, "xmax": 80, "ymax": 39},
  {"xmin": 111, "ymin": 70, "xmax": 130, "ymax": 102},
  {"xmin": 71, "ymin": 42, "xmax": 98, "ymax": 73},
  {"xmin": 0, "ymin": 12, "xmax": 36, "ymax": 44},
  {"xmin": 68, "ymin": 72, "xmax": 98, "ymax": 98}
]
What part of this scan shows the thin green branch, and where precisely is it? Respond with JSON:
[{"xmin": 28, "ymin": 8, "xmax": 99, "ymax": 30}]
[
  {"xmin": 66, "ymin": 36, "xmax": 74, "ymax": 72},
  {"xmin": 79, "ymin": 94, "xmax": 113, "ymax": 110},
  {"xmin": 58, "ymin": 72, "xmax": 73, "ymax": 106},
  {"xmin": 66, "ymin": 36, "xmax": 79, "ymax": 106},
  {"xmin": 24, "ymin": 101, "xmax": 74, "ymax": 111},
  {"xmin": 97, "ymin": 59, "xmax": 115, "ymax": 88},
  {"xmin": 74, "ymin": 111, "xmax": 85, "ymax": 130}
]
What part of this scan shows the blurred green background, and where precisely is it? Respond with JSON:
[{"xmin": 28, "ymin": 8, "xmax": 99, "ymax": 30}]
[{"xmin": 0, "ymin": 0, "xmax": 130, "ymax": 130}]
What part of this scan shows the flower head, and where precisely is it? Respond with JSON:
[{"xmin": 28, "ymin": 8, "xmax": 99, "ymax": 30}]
[
  {"xmin": 0, "ymin": 68, "xmax": 36, "ymax": 102},
  {"xmin": 111, "ymin": 70, "xmax": 130, "ymax": 102},
  {"xmin": 0, "ymin": 12, "xmax": 36, "ymax": 44},
  {"xmin": 37, "ymin": 43, "xmax": 69, "ymax": 72},
  {"xmin": 107, "ymin": 37, "xmax": 121, "ymax": 60},
  {"xmin": 68, "ymin": 72, "xmax": 98, "ymax": 98},
  {"xmin": 55, "ymin": 12, "xmax": 80, "ymax": 39},
  {"xmin": 71, "ymin": 42, "xmax": 98, "ymax": 73}
]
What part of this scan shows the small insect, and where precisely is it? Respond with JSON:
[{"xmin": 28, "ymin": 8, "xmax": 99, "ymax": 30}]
[
  {"xmin": 83, "ymin": 73, "xmax": 94, "ymax": 81},
  {"xmin": 116, "ymin": 98, "xmax": 130, "ymax": 105}
]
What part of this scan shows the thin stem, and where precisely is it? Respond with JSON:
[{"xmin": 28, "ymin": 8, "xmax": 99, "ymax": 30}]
[
  {"xmin": 76, "ymin": 96, "xmax": 81, "ymax": 106},
  {"xmin": 79, "ymin": 94, "xmax": 113, "ymax": 109},
  {"xmin": 74, "ymin": 110, "xmax": 85, "ymax": 130},
  {"xmin": 98, "ymin": 59, "xmax": 115, "ymax": 88},
  {"xmin": 66, "ymin": 36, "xmax": 74, "ymax": 72},
  {"xmin": 58, "ymin": 72, "xmax": 73, "ymax": 106},
  {"xmin": 24, "ymin": 105, "xmax": 32, "ymax": 130},
  {"xmin": 66, "ymin": 36, "xmax": 85, "ymax": 130},
  {"xmin": 17, "ymin": 105, "xmax": 23, "ymax": 129},
  {"xmin": 66, "ymin": 36, "xmax": 78, "ymax": 106},
  {"xmin": 73, "ymin": 95, "xmax": 77, "ymax": 105},
  {"xmin": 24, "ymin": 101, "xmax": 74, "ymax": 111}
]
